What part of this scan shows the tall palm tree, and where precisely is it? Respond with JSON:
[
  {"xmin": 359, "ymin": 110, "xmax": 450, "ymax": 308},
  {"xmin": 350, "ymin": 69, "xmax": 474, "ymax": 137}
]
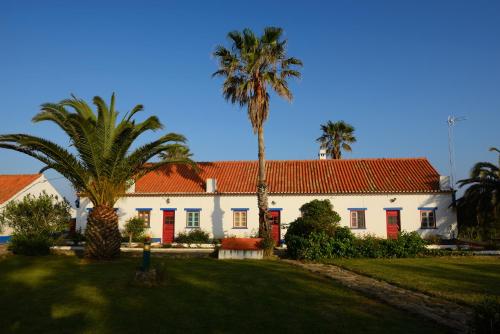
[
  {"xmin": 212, "ymin": 27, "xmax": 302, "ymax": 245},
  {"xmin": 316, "ymin": 120, "xmax": 356, "ymax": 159},
  {"xmin": 0, "ymin": 94, "xmax": 191, "ymax": 259},
  {"xmin": 457, "ymin": 148, "xmax": 500, "ymax": 238}
]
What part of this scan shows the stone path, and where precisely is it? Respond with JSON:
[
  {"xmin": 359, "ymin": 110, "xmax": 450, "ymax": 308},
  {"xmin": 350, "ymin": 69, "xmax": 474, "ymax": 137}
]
[{"xmin": 283, "ymin": 260, "xmax": 473, "ymax": 333}]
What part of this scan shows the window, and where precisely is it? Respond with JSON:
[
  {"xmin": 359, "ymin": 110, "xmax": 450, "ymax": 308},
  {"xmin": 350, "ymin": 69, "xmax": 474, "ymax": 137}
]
[
  {"xmin": 420, "ymin": 210, "xmax": 436, "ymax": 229},
  {"xmin": 186, "ymin": 211, "xmax": 200, "ymax": 228},
  {"xmin": 137, "ymin": 210, "xmax": 151, "ymax": 228},
  {"xmin": 233, "ymin": 211, "xmax": 247, "ymax": 228},
  {"xmin": 350, "ymin": 210, "xmax": 366, "ymax": 229}
]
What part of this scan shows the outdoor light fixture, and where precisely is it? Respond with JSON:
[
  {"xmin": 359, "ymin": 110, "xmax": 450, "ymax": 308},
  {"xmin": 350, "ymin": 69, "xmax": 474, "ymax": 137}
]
[
  {"xmin": 390, "ymin": 198, "xmax": 397, "ymax": 203},
  {"xmin": 271, "ymin": 200, "xmax": 276, "ymax": 205},
  {"xmin": 165, "ymin": 198, "xmax": 170, "ymax": 204}
]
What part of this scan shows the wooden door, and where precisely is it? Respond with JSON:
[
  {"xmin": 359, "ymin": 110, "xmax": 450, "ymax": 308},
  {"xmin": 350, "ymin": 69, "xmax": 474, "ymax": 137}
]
[
  {"xmin": 162, "ymin": 210, "xmax": 175, "ymax": 244},
  {"xmin": 386, "ymin": 210, "xmax": 400, "ymax": 239},
  {"xmin": 270, "ymin": 210, "xmax": 281, "ymax": 245}
]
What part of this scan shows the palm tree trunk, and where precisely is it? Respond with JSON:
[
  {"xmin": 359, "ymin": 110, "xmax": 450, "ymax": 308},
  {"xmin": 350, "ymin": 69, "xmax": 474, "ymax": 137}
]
[
  {"xmin": 85, "ymin": 205, "xmax": 121, "ymax": 259},
  {"xmin": 256, "ymin": 126, "xmax": 271, "ymax": 245}
]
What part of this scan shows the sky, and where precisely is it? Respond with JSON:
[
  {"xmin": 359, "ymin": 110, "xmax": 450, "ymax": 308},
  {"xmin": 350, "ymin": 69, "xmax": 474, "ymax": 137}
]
[{"xmin": 0, "ymin": 0, "xmax": 499, "ymax": 203}]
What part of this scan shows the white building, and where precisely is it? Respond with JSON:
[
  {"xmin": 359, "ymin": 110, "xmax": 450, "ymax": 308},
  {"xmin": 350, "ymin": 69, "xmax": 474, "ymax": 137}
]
[
  {"xmin": 0, "ymin": 174, "xmax": 65, "ymax": 243},
  {"xmin": 76, "ymin": 158, "xmax": 457, "ymax": 243}
]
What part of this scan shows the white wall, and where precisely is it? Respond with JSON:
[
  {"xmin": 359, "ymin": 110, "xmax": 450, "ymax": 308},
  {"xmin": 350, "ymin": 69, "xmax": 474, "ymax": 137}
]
[
  {"xmin": 1, "ymin": 175, "xmax": 65, "ymax": 237},
  {"xmin": 76, "ymin": 192, "xmax": 457, "ymax": 242}
]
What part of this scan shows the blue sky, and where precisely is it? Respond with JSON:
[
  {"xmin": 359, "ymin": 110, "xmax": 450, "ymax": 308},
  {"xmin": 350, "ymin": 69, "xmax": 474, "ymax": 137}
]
[{"xmin": 0, "ymin": 0, "xmax": 499, "ymax": 202}]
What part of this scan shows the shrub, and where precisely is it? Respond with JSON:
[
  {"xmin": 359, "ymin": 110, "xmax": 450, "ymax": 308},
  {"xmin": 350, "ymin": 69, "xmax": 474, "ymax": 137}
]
[
  {"xmin": 285, "ymin": 199, "xmax": 342, "ymax": 259},
  {"xmin": 353, "ymin": 235, "xmax": 388, "ymax": 258},
  {"xmin": 286, "ymin": 228, "xmax": 357, "ymax": 261},
  {"xmin": 70, "ymin": 227, "xmax": 86, "ymax": 246},
  {"xmin": 285, "ymin": 200, "xmax": 428, "ymax": 260},
  {"xmin": 8, "ymin": 234, "xmax": 53, "ymax": 256},
  {"xmin": 470, "ymin": 297, "xmax": 500, "ymax": 334},
  {"xmin": 175, "ymin": 229, "xmax": 210, "ymax": 244},
  {"xmin": 0, "ymin": 192, "xmax": 71, "ymax": 255},
  {"xmin": 286, "ymin": 199, "xmax": 341, "ymax": 239},
  {"xmin": 122, "ymin": 217, "xmax": 146, "ymax": 247},
  {"xmin": 259, "ymin": 235, "xmax": 277, "ymax": 254},
  {"xmin": 386, "ymin": 232, "xmax": 427, "ymax": 258}
]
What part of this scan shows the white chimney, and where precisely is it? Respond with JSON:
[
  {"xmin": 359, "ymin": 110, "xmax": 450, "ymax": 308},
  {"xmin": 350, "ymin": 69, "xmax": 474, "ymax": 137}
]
[
  {"xmin": 206, "ymin": 178, "xmax": 217, "ymax": 193},
  {"xmin": 318, "ymin": 148, "xmax": 327, "ymax": 160},
  {"xmin": 440, "ymin": 175, "xmax": 451, "ymax": 191}
]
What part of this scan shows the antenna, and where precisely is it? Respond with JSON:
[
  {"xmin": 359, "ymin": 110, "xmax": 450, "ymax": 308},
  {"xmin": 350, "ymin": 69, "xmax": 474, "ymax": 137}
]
[{"xmin": 447, "ymin": 115, "xmax": 466, "ymax": 190}]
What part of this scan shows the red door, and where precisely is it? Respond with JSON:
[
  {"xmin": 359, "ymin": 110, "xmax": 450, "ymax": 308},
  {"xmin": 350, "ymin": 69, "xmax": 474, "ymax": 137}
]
[
  {"xmin": 270, "ymin": 211, "xmax": 281, "ymax": 245},
  {"xmin": 162, "ymin": 210, "xmax": 175, "ymax": 244},
  {"xmin": 386, "ymin": 210, "xmax": 400, "ymax": 239}
]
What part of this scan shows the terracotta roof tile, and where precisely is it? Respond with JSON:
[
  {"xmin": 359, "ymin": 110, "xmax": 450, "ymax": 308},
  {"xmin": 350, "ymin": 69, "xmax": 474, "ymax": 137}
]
[
  {"xmin": 134, "ymin": 158, "xmax": 442, "ymax": 194},
  {"xmin": 0, "ymin": 174, "xmax": 41, "ymax": 204}
]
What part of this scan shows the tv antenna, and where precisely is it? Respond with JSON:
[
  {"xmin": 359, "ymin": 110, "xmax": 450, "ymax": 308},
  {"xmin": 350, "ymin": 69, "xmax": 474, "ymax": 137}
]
[{"xmin": 447, "ymin": 115, "xmax": 466, "ymax": 190}]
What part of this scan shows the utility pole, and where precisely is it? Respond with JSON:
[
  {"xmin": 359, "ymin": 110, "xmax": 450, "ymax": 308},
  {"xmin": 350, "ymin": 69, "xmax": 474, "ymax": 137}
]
[{"xmin": 447, "ymin": 115, "xmax": 466, "ymax": 204}]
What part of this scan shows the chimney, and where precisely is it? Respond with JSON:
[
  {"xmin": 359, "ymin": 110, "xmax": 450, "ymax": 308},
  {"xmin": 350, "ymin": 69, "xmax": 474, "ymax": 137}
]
[
  {"xmin": 318, "ymin": 148, "xmax": 327, "ymax": 160},
  {"xmin": 439, "ymin": 176, "xmax": 451, "ymax": 191},
  {"xmin": 206, "ymin": 178, "xmax": 217, "ymax": 193}
]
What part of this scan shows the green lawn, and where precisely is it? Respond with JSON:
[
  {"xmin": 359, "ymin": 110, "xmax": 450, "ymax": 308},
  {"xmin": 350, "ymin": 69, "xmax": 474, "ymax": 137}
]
[
  {"xmin": 0, "ymin": 256, "xmax": 446, "ymax": 334},
  {"xmin": 329, "ymin": 256, "xmax": 500, "ymax": 306}
]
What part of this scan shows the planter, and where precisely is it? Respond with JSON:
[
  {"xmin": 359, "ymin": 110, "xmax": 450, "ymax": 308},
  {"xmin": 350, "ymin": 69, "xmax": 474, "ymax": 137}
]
[{"xmin": 218, "ymin": 238, "xmax": 264, "ymax": 260}]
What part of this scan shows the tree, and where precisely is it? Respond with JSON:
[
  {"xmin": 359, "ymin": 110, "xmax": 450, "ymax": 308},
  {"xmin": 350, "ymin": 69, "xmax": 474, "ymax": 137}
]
[
  {"xmin": 0, "ymin": 192, "xmax": 71, "ymax": 255},
  {"xmin": 457, "ymin": 148, "xmax": 500, "ymax": 240},
  {"xmin": 316, "ymin": 120, "xmax": 356, "ymax": 159},
  {"xmin": 159, "ymin": 144, "xmax": 193, "ymax": 161},
  {"xmin": 0, "ymin": 94, "xmax": 192, "ymax": 259},
  {"xmin": 212, "ymin": 27, "xmax": 302, "ymax": 251},
  {"xmin": 123, "ymin": 217, "xmax": 145, "ymax": 247}
]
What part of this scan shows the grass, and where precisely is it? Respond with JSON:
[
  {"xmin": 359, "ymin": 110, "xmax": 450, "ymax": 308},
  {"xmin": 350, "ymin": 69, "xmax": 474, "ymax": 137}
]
[
  {"xmin": 0, "ymin": 256, "xmax": 446, "ymax": 334},
  {"xmin": 328, "ymin": 256, "xmax": 500, "ymax": 306}
]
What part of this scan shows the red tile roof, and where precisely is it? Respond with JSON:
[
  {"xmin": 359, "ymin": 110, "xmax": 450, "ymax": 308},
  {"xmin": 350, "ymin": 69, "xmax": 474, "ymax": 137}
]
[
  {"xmin": 134, "ymin": 158, "xmax": 444, "ymax": 195},
  {"xmin": 0, "ymin": 174, "xmax": 41, "ymax": 204}
]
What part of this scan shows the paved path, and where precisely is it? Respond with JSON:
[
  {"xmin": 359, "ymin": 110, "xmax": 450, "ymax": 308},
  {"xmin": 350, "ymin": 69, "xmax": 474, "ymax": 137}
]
[{"xmin": 283, "ymin": 260, "xmax": 473, "ymax": 333}]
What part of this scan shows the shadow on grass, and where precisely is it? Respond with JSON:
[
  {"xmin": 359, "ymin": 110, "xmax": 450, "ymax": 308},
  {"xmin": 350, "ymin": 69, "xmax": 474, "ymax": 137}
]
[{"xmin": 0, "ymin": 256, "xmax": 448, "ymax": 334}]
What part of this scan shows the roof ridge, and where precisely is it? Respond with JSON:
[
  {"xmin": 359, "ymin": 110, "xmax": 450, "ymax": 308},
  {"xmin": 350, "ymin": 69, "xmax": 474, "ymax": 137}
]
[
  {"xmin": 194, "ymin": 157, "xmax": 430, "ymax": 163},
  {"xmin": 0, "ymin": 173, "xmax": 42, "ymax": 177}
]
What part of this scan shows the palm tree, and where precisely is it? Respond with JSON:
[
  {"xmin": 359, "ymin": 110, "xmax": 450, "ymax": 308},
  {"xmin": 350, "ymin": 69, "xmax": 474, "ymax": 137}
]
[
  {"xmin": 316, "ymin": 120, "xmax": 356, "ymax": 159},
  {"xmin": 0, "ymin": 94, "xmax": 191, "ymax": 259},
  {"xmin": 159, "ymin": 144, "xmax": 193, "ymax": 161},
  {"xmin": 457, "ymin": 148, "xmax": 500, "ymax": 239},
  {"xmin": 212, "ymin": 27, "xmax": 302, "ymax": 246}
]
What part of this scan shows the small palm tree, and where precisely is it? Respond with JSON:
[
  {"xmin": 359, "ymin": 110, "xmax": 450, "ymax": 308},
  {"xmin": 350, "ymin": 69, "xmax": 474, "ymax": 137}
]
[
  {"xmin": 159, "ymin": 144, "xmax": 193, "ymax": 161},
  {"xmin": 316, "ymin": 120, "xmax": 356, "ymax": 159},
  {"xmin": 212, "ymin": 27, "xmax": 302, "ymax": 247},
  {"xmin": 0, "ymin": 94, "xmax": 191, "ymax": 259},
  {"xmin": 457, "ymin": 148, "xmax": 500, "ymax": 238}
]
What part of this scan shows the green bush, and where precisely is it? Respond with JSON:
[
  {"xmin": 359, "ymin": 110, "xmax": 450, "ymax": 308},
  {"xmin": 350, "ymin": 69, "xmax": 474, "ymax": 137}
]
[
  {"xmin": 385, "ymin": 232, "xmax": 427, "ymax": 258},
  {"xmin": 175, "ymin": 229, "xmax": 210, "ymax": 244},
  {"xmin": 122, "ymin": 217, "xmax": 146, "ymax": 246},
  {"xmin": 470, "ymin": 297, "xmax": 500, "ymax": 334},
  {"xmin": 0, "ymin": 192, "xmax": 71, "ymax": 256},
  {"xmin": 286, "ymin": 228, "xmax": 357, "ymax": 261},
  {"xmin": 70, "ymin": 227, "xmax": 86, "ymax": 245},
  {"xmin": 285, "ymin": 199, "xmax": 427, "ymax": 260},
  {"xmin": 8, "ymin": 234, "xmax": 53, "ymax": 256},
  {"xmin": 286, "ymin": 199, "xmax": 341, "ymax": 239},
  {"xmin": 285, "ymin": 199, "xmax": 342, "ymax": 259},
  {"xmin": 353, "ymin": 235, "xmax": 388, "ymax": 258}
]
